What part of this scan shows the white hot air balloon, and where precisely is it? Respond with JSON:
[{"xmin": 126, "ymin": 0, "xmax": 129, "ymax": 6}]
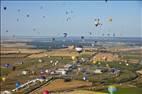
[{"xmin": 75, "ymin": 46, "xmax": 83, "ymax": 53}]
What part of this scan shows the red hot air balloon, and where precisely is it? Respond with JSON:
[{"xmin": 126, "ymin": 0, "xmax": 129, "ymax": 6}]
[{"xmin": 43, "ymin": 90, "xmax": 49, "ymax": 94}]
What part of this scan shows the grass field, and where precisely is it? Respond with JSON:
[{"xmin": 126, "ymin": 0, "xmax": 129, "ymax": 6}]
[
  {"xmin": 115, "ymin": 87, "xmax": 142, "ymax": 94},
  {"xmin": 103, "ymin": 87, "xmax": 142, "ymax": 94}
]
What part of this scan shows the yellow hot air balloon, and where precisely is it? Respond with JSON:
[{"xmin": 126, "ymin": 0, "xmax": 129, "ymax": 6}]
[
  {"xmin": 2, "ymin": 77, "xmax": 6, "ymax": 82},
  {"xmin": 71, "ymin": 56, "xmax": 76, "ymax": 60},
  {"xmin": 93, "ymin": 60, "xmax": 97, "ymax": 64}
]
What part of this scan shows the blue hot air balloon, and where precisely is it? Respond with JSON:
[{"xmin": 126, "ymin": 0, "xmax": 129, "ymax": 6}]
[{"xmin": 16, "ymin": 81, "xmax": 21, "ymax": 88}]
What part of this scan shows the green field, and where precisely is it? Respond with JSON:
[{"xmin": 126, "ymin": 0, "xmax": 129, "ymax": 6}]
[{"xmin": 103, "ymin": 87, "xmax": 142, "ymax": 94}]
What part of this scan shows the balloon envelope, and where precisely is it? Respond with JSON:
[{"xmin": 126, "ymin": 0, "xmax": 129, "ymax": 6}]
[
  {"xmin": 75, "ymin": 46, "xmax": 83, "ymax": 53},
  {"xmin": 72, "ymin": 56, "xmax": 76, "ymax": 60},
  {"xmin": 3, "ymin": 7, "xmax": 7, "ymax": 10},
  {"xmin": 43, "ymin": 90, "xmax": 49, "ymax": 94},
  {"xmin": 108, "ymin": 17, "xmax": 112, "ymax": 22},
  {"xmin": 81, "ymin": 36, "xmax": 84, "ymax": 40},
  {"xmin": 63, "ymin": 33, "xmax": 67, "ymax": 37},
  {"xmin": 16, "ymin": 81, "xmax": 21, "ymax": 88},
  {"xmin": 26, "ymin": 14, "xmax": 30, "ymax": 17}
]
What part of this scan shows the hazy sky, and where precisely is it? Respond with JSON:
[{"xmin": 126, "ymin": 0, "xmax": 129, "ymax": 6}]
[{"xmin": 1, "ymin": 1, "xmax": 142, "ymax": 37}]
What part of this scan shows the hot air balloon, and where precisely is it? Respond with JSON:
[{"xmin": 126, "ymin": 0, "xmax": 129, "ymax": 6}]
[
  {"xmin": 94, "ymin": 41, "xmax": 97, "ymax": 43},
  {"xmin": 52, "ymin": 38, "xmax": 55, "ymax": 41},
  {"xmin": 113, "ymin": 33, "xmax": 115, "ymax": 37},
  {"xmin": 22, "ymin": 70, "xmax": 28, "ymax": 75},
  {"xmin": 2, "ymin": 77, "xmax": 6, "ymax": 82},
  {"xmin": 102, "ymin": 33, "xmax": 105, "ymax": 37},
  {"xmin": 107, "ymin": 33, "xmax": 110, "ymax": 37},
  {"xmin": 71, "ymin": 56, "xmax": 76, "ymax": 60},
  {"xmin": 94, "ymin": 18, "xmax": 101, "ymax": 27},
  {"xmin": 71, "ymin": 10, "xmax": 73, "ymax": 13},
  {"xmin": 75, "ymin": 45, "xmax": 83, "ymax": 54},
  {"xmin": 17, "ymin": 9, "xmax": 21, "ymax": 12},
  {"xmin": 108, "ymin": 17, "xmax": 112, "ymax": 22},
  {"xmin": 40, "ymin": 6, "xmax": 43, "ymax": 9},
  {"xmin": 65, "ymin": 11, "xmax": 69, "ymax": 15},
  {"xmin": 16, "ymin": 81, "xmax": 21, "ymax": 88},
  {"xmin": 81, "ymin": 36, "xmax": 84, "ymax": 40},
  {"xmin": 83, "ymin": 76, "xmax": 87, "ymax": 81},
  {"xmin": 12, "ymin": 35, "xmax": 16, "ymax": 38},
  {"xmin": 126, "ymin": 63, "xmax": 129, "ymax": 66},
  {"xmin": 26, "ymin": 14, "xmax": 30, "ymax": 18},
  {"xmin": 12, "ymin": 66, "xmax": 16, "ymax": 71},
  {"xmin": 33, "ymin": 28, "xmax": 36, "ymax": 31},
  {"xmin": 3, "ymin": 7, "xmax": 7, "ymax": 10},
  {"xmin": 1, "ymin": 90, "xmax": 12, "ymax": 94},
  {"xmin": 42, "ymin": 90, "xmax": 49, "ymax": 94},
  {"xmin": 89, "ymin": 32, "xmax": 92, "ymax": 35},
  {"xmin": 4, "ymin": 63, "xmax": 10, "ymax": 68},
  {"xmin": 63, "ymin": 33, "xmax": 67, "ymax": 38},
  {"xmin": 94, "ymin": 21, "xmax": 99, "ymax": 27},
  {"xmin": 66, "ymin": 17, "xmax": 71, "ymax": 22},
  {"xmin": 42, "ymin": 16, "xmax": 46, "ymax": 18},
  {"xmin": 38, "ymin": 59, "xmax": 43, "ymax": 63},
  {"xmin": 16, "ymin": 18, "xmax": 19, "ymax": 22},
  {"xmin": 5, "ymin": 30, "xmax": 8, "ymax": 33}
]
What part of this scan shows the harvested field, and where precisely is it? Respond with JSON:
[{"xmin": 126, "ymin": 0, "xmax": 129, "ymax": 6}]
[
  {"xmin": 53, "ymin": 90, "xmax": 107, "ymax": 94},
  {"xmin": 30, "ymin": 79, "xmax": 92, "ymax": 94}
]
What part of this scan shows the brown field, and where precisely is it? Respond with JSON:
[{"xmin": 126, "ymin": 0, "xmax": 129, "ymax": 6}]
[
  {"xmin": 28, "ymin": 49, "xmax": 78, "ymax": 58},
  {"xmin": 30, "ymin": 79, "xmax": 92, "ymax": 94},
  {"xmin": 1, "ymin": 47, "xmax": 44, "ymax": 54},
  {"xmin": 28, "ymin": 48, "xmax": 94, "ymax": 58},
  {"xmin": 93, "ymin": 52, "xmax": 119, "ymax": 62},
  {"xmin": 0, "ymin": 57, "xmax": 25, "ymax": 65},
  {"xmin": 52, "ymin": 90, "xmax": 107, "ymax": 94},
  {"xmin": 118, "ymin": 47, "xmax": 142, "ymax": 52}
]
